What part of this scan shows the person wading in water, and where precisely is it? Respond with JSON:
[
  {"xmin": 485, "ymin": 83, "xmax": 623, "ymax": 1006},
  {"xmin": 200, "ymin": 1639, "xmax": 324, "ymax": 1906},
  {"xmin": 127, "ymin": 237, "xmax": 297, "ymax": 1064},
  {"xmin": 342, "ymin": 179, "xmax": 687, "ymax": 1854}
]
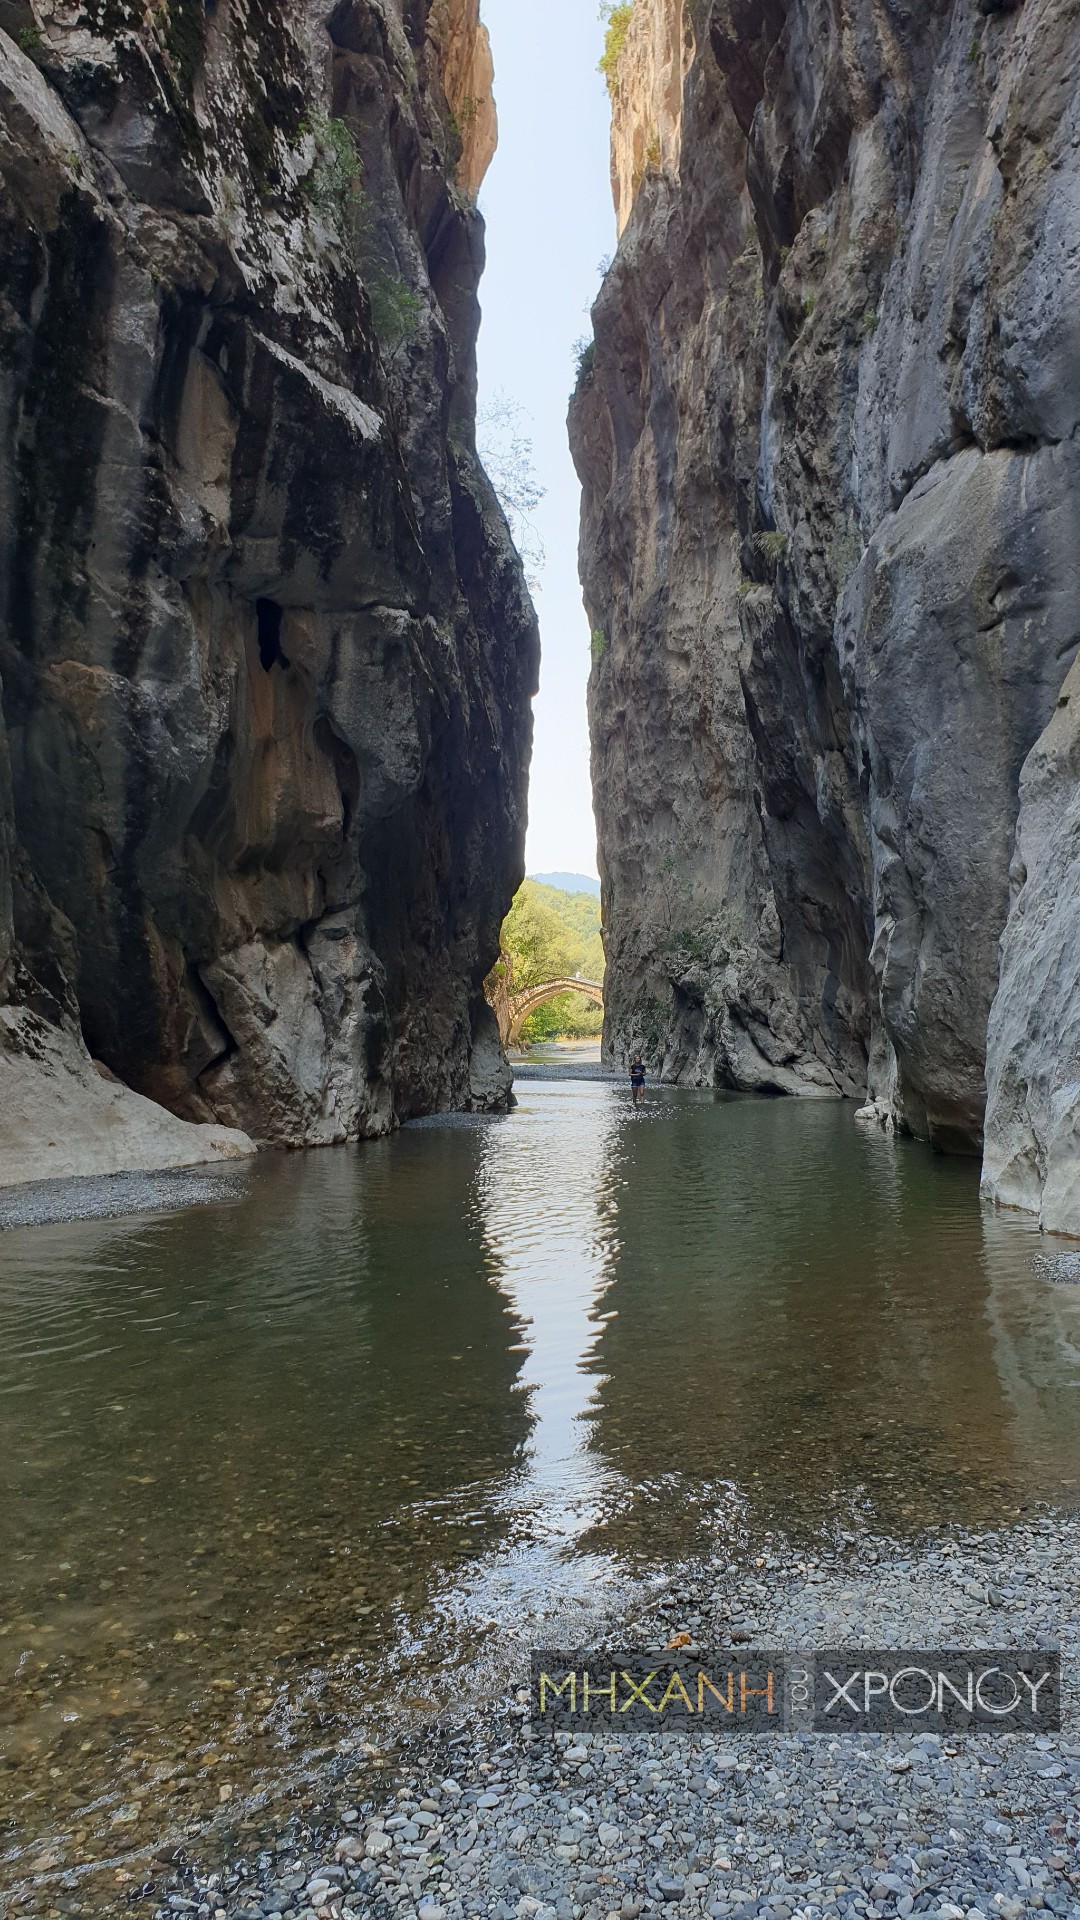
[{"xmin": 630, "ymin": 1053, "xmax": 646, "ymax": 1108}]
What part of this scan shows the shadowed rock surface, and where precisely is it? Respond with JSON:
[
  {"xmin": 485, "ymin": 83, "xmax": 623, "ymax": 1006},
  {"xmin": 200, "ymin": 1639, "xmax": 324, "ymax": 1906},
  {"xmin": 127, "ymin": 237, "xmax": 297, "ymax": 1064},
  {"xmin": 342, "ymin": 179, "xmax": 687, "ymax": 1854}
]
[
  {"xmin": 571, "ymin": 0, "xmax": 1080, "ymax": 1221},
  {"xmin": 0, "ymin": 0, "xmax": 538, "ymax": 1168},
  {"xmin": 983, "ymin": 655, "xmax": 1080, "ymax": 1236}
]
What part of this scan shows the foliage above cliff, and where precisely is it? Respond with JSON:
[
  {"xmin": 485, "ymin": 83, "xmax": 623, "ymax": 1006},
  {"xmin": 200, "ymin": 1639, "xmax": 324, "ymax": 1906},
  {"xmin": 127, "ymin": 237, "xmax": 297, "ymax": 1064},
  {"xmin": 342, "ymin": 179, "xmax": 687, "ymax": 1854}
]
[{"xmin": 599, "ymin": 2, "xmax": 634, "ymax": 99}]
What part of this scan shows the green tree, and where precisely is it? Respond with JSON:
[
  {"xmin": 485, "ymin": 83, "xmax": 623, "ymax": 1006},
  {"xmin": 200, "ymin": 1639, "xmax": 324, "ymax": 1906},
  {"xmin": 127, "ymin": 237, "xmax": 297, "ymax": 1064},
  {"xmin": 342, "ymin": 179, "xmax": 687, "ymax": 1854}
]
[
  {"xmin": 599, "ymin": 3, "xmax": 634, "ymax": 97},
  {"xmin": 502, "ymin": 884, "xmax": 579, "ymax": 989},
  {"xmin": 520, "ymin": 994, "xmax": 603, "ymax": 1043},
  {"xmin": 302, "ymin": 113, "xmax": 364, "ymax": 217},
  {"xmin": 500, "ymin": 881, "xmax": 605, "ymax": 1043}
]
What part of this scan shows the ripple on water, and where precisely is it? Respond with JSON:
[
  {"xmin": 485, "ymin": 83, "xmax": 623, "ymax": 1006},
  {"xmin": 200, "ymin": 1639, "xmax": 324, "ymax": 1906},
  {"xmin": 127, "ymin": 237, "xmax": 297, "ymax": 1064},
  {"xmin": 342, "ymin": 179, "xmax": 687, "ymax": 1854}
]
[{"xmin": 1, "ymin": 1086, "xmax": 1079, "ymax": 1898}]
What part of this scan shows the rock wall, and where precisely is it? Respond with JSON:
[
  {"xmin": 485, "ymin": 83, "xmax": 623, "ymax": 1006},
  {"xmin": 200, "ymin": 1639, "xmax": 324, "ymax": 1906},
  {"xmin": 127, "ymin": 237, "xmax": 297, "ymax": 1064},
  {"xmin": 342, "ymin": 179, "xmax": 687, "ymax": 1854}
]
[
  {"xmin": 571, "ymin": 0, "xmax": 1080, "ymax": 1221},
  {"xmin": 0, "ymin": 0, "xmax": 538, "ymax": 1168},
  {"xmin": 982, "ymin": 657, "xmax": 1080, "ymax": 1236},
  {"xmin": 430, "ymin": 0, "xmax": 497, "ymax": 200},
  {"xmin": 607, "ymin": 0, "xmax": 693, "ymax": 237}
]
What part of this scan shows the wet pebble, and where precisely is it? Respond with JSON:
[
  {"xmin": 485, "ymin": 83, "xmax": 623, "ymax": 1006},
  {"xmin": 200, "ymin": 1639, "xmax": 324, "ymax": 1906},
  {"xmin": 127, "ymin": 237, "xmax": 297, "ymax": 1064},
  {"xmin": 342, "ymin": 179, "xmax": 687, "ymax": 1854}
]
[{"xmin": 141, "ymin": 1514, "xmax": 1080, "ymax": 1920}]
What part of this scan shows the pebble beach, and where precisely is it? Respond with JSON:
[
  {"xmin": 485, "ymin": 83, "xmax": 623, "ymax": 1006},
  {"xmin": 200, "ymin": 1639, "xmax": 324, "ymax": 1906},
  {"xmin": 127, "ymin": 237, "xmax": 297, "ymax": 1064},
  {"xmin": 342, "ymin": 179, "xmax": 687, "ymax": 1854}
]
[{"xmin": 141, "ymin": 1516, "xmax": 1080, "ymax": 1920}]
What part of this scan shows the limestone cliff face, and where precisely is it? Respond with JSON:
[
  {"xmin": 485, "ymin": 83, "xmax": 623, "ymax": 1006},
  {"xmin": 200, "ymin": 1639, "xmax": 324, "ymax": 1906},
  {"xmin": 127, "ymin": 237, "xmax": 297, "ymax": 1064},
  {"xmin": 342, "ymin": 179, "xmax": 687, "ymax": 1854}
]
[
  {"xmin": 982, "ymin": 657, "xmax": 1080, "ymax": 1235},
  {"xmin": 430, "ymin": 0, "xmax": 497, "ymax": 200},
  {"xmin": 571, "ymin": 0, "xmax": 1080, "ymax": 1224},
  {"xmin": 607, "ymin": 0, "xmax": 692, "ymax": 238},
  {"xmin": 0, "ymin": 0, "xmax": 538, "ymax": 1164}
]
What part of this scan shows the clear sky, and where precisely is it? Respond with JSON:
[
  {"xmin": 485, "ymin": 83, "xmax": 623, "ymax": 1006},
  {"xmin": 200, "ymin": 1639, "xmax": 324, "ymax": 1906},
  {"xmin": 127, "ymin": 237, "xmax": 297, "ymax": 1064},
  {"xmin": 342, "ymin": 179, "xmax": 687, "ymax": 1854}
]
[{"xmin": 476, "ymin": 0, "xmax": 616, "ymax": 883}]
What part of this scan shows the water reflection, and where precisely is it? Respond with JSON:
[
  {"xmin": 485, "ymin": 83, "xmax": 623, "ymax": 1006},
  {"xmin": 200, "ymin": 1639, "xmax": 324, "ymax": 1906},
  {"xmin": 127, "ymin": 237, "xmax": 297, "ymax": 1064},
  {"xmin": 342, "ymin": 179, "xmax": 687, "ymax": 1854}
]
[
  {"xmin": 980, "ymin": 1207, "xmax": 1080, "ymax": 1498},
  {"xmin": 1, "ymin": 1084, "xmax": 1079, "ymax": 1897},
  {"xmin": 578, "ymin": 1093, "xmax": 1079, "ymax": 1547},
  {"xmin": 475, "ymin": 1079, "xmax": 620, "ymax": 1497},
  {"xmin": 0, "ymin": 1135, "xmax": 532, "ymax": 1890},
  {"xmin": 419, "ymin": 1083, "xmax": 638, "ymax": 1657}
]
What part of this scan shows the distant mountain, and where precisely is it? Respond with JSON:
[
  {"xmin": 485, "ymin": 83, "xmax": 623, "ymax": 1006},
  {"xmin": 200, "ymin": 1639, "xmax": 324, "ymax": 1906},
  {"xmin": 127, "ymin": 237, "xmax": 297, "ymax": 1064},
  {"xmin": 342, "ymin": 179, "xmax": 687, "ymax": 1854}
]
[{"xmin": 530, "ymin": 871, "xmax": 601, "ymax": 898}]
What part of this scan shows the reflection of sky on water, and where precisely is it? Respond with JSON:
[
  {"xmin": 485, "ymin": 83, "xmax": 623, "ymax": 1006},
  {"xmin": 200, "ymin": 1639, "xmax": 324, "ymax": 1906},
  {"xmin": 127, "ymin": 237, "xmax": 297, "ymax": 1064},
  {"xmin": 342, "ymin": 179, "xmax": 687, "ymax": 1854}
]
[
  {"xmin": 4, "ymin": 1083, "xmax": 1080, "ymax": 1888},
  {"xmin": 475, "ymin": 1079, "xmax": 622, "ymax": 1500},
  {"xmin": 400, "ymin": 1082, "xmax": 664, "ymax": 1695},
  {"xmin": 422, "ymin": 1083, "xmax": 1080, "ymax": 1651},
  {"xmin": 415, "ymin": 1080, "xmax": 641, "ymax": 1648},
  {"xmin": 461, "ymin": 1086, "xmax": 1080, "ymax": 1571}
]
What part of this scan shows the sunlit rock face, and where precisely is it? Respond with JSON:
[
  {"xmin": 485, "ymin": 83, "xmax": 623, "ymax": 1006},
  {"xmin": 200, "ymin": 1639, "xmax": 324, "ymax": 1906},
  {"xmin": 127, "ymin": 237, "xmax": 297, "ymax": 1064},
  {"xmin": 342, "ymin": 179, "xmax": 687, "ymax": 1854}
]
[
  {"xmin": 429, "ymin": 0, "xmax": 497, "ymax": 201},
  {"xmin": 571, "ymin": 0, "xmax": 1080, "ymax": 1191},
  {"xmin": 607, "ymin": 0, "xmax": 693, "ymax": 238},
  {"xmin": 0, "ymin": 0, "xmax": 538, "ymax": 1160}
]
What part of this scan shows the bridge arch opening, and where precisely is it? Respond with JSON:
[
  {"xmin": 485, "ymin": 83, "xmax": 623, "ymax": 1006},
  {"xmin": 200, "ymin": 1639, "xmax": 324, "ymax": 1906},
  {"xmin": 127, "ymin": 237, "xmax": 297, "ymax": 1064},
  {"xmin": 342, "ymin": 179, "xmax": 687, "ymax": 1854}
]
[
  {"xmin": 506, "ymin": 978, "xmax": 604, "ymax": 1047},
  {"xmin": 485, "ymin": 970, "xmax": 605, "ymax": 1049}
]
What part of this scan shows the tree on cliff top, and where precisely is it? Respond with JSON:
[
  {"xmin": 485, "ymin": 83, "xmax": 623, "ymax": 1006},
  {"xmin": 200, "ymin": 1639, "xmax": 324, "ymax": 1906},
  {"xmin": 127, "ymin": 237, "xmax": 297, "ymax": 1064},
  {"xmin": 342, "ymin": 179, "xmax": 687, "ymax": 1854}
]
[{"xmin": 599, "ymin": 3, "xmax": 634, "ymax": 97}]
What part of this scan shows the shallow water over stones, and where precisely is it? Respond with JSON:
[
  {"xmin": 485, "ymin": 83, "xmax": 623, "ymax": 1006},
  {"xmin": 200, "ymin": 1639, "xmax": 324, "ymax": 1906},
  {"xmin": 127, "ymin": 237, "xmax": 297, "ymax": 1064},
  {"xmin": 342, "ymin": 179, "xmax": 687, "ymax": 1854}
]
[{"xmin": 2, "ymin": 1082, "xmax": 1080, "ymax": 1900}]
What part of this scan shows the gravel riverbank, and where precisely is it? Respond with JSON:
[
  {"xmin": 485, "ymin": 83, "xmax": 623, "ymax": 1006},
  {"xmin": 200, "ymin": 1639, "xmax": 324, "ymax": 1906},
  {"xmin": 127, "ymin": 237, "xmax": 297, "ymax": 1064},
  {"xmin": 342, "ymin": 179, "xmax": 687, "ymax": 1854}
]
[
  {"xmin": 511, "ymin": 1061, "xmax": 621, "ymax": 1083},
  {"xmin": 0, "ymin": 1163, "xmax": 254, "ymax": 1232},
  {"xmin": 144, "ymin": 1516, "xmax": 1080, "ymax": 1920}
]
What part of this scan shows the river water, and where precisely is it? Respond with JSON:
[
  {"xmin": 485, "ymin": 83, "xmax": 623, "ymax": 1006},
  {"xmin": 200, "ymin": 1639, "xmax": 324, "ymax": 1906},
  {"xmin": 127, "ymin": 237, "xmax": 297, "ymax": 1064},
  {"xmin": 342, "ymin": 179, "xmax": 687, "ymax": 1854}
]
[{"xmin": 2, "ymin": 1074, "xmax": 1080, "ymax": 1897}]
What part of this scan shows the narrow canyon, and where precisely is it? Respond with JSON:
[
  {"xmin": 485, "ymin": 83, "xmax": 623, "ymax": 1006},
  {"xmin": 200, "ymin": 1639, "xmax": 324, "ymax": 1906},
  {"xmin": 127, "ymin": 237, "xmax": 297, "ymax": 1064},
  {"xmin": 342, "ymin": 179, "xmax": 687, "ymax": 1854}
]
[
  {"xmin": 571, "ymin": 0, "xmax": 1080, "ymax": 1235},
  {"xmin": 5, "ymin": 10, "xmax": 1080, "ymax": 1913},
  {"xmin": 2, "ymin": 0, "xmax": 1078, "ymax": 1243},
  {"xmin": 0, "ymin": 0, "xmax": 538, "ymax": 1183}
]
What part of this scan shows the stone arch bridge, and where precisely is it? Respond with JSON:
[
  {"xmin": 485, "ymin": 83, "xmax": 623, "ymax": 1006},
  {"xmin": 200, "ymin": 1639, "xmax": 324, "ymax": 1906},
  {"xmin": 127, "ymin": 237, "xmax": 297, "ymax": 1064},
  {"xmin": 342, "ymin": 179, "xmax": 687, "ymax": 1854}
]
[{"xmin": 488, "ymin": 974, "xmax": 604, "ymax": 1048}]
